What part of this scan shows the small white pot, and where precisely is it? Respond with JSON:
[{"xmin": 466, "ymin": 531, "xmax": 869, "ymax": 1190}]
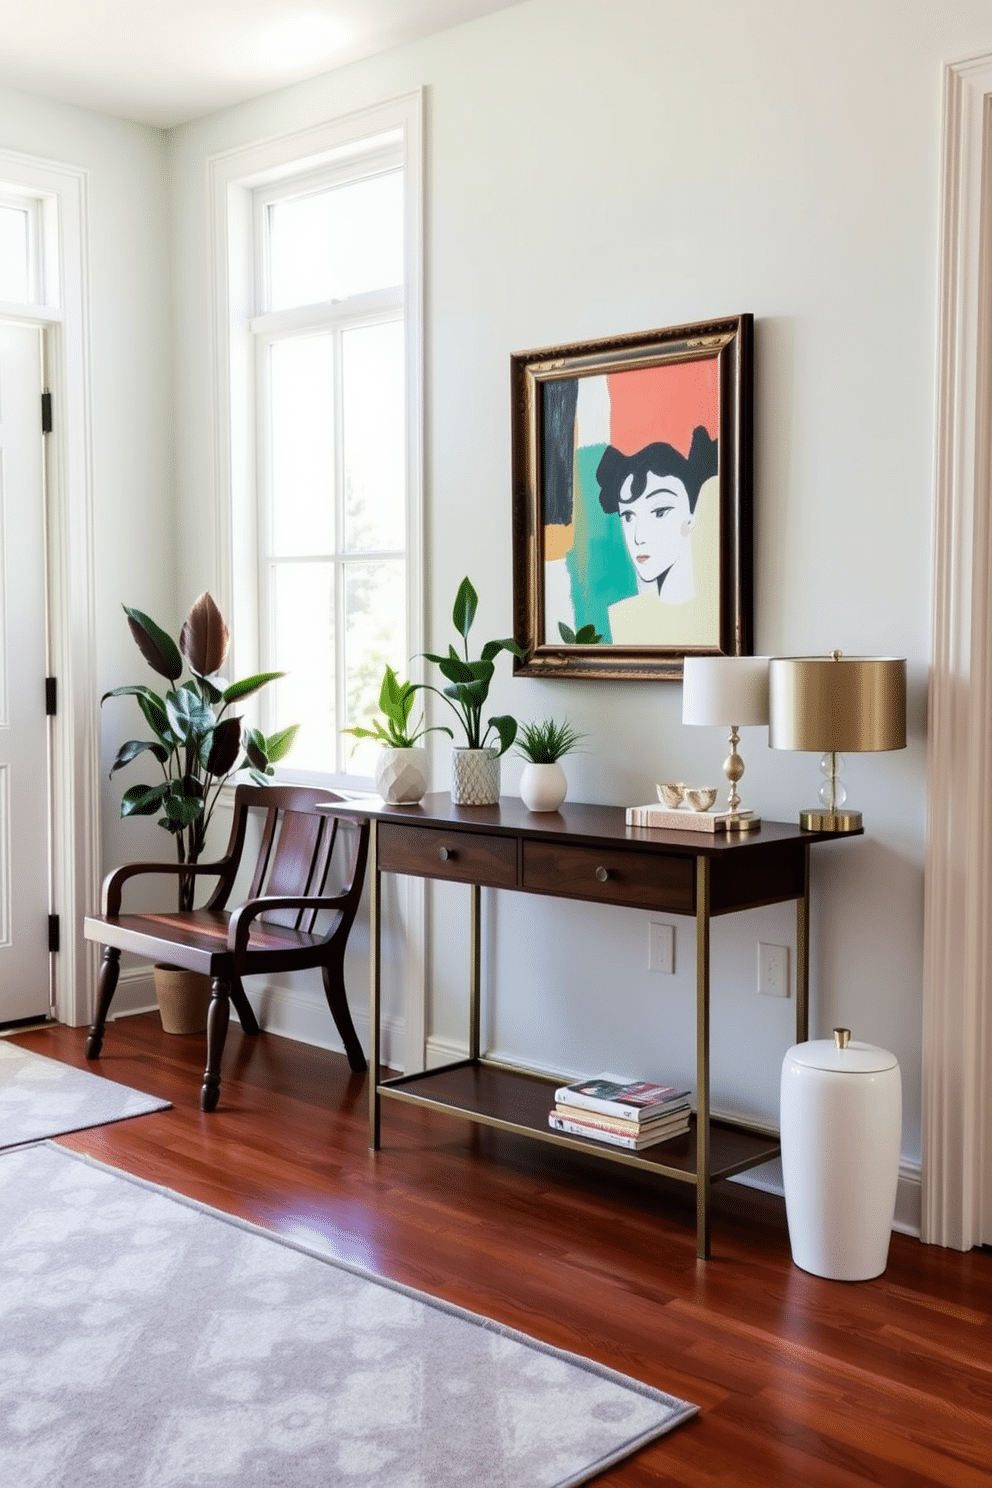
[
  {"xmin": 450, "ymin": 746, "xmax": 500, "ymax": 806},
  {"xmin": 374, "ymin": 746, "xmax": 429, "ymax": 805},
  {"xmin": 519, "ymin": 760, "xmax": 568, "ymax": 812}
]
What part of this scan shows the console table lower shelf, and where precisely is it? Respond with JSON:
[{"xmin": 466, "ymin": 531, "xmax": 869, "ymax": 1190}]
[{"xmin": 377, "ymin": 1060, "xmax": 781, "ymax": 1187}]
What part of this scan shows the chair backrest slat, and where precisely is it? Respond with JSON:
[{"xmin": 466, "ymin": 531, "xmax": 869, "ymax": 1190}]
[{"xmin": 208, "ymin": 784, "xmax": 366, "ymax": 938}]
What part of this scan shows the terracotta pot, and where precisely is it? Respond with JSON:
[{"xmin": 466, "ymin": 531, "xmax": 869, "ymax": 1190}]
[{"xmin": 153, "ymin": 964, "xmax": 212, "ymax": 1035}]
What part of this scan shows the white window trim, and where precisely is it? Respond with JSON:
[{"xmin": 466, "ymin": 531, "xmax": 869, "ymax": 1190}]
[
  {"xmin": 208, "ymin": 92, "xmax": 426, "ymax": 1073},
  {"xmin": 0, "ymin": 150, "xmax": 98, "ymax": 1030},
  {"xmin": 208, "ymin": 93, "xmax": 424, "ymax": 744}
]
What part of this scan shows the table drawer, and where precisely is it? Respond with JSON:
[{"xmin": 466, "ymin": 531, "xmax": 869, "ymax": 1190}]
[
  {"xmin": 522, "ymin": 840, "xmax": 695, "ymax": 913},
  {"xmin": 377, "ymin": 823, "xmax": 518, "ymax": 888}
]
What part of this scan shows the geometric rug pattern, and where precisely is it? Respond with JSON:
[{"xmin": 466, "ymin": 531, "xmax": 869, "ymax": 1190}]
[
  {"xmin": 0, "ymin": 1144, "xmax": 697, "ymax": 1487},
  {"xmin": 0, "ymin": 1040, "xmax": 170, "ymax": 1149}
]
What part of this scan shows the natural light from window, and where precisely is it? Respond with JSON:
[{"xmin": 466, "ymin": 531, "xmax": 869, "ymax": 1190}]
[
  {"xmin": 255, "ymin": 161, "xmax": 408, "ymax": 778},
  {"xmin": 0, "ymin": 204, "xmax": 29, "ymax": 302}
]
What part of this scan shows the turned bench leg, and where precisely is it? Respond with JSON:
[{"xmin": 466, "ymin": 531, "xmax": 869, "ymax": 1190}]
[
  {"xmin": 86, "ymin": 947, "xmax": 121, "ymax": 1058},
  {"xmin": 200, "ymin": 976, "xmax": 231, "ymax": 1112}
]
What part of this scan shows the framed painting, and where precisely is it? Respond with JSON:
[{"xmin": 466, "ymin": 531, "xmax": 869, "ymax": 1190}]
[{"xmin": 511, "ymin": 314, "xmax": 753, "ymax": 680}]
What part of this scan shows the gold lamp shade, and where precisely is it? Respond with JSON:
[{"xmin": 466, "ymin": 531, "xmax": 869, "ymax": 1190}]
[{"xmin": 768, "ymin": 653, "xmax": 907, "ymax": 831}]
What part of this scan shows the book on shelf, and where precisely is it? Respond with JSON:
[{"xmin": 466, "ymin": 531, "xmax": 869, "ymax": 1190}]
[
  {"xmin": 553, "ymin": 1101, "xmax": 690, "ymax": 1137},
  {"xmin": 548, "ymin": 1108, "xmax": 691, "ymax": 1149},
  {"xmin": 553, "ymin": 1072, "xmax": 692, "ymax": 1122}
]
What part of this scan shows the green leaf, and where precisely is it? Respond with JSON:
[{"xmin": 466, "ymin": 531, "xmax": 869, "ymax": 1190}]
[
  {"xmin": 480, "ymin": 637, "xmax": 525, "ymax": 663},
  {"xmin": 486, "ymin": 714, "xmax": 518, "ymax": 756},
  {"xmin": 109, "ymin": 739, "xmax": 169, "ymax": 776},
  {"xmin": 244, "ymin": 728, "xmax": 268, "ymax": 772},
  {"xmin": 204, "ymin": 715, "xmax": 242, "ymax": 776},
  {"xmin": 264, "ymin": 724, "xmax": 298, "ymax": 763},
  {"xmin": 166, "ymin": 686, "xmax": 214, "ymax": 744},
  {"xmin": 162, "ymin": 793, "xmax": 205, "ymax": 829},
  {"xmin": 123, "ymin": 607, "xmax": 183, "ymax": 681},
  {"xmin": 119, "ymin": 783, "xmax": 169, "ymax": 818},
  {"xmin": 451, "ymin": 577, "xmax": 477, "ymax": 640},
  {"xmin": 221, "ymin": 671, "xmax": 285, "ymax": 704},
  {"xmin": 558, "ymin": 623, "xmax": 577, "ymax": 644},
  {"xmin": 573, "ymin": 623, "xmax": 602, "ymax": 644}
]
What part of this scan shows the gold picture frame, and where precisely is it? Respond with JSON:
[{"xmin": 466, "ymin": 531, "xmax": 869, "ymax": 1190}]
[{"xmin": 511, "ymin": 314, "xmax": 753, "ymax": 681}]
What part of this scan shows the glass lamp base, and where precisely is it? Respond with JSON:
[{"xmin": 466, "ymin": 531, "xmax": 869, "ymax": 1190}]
[{"xmin": 799, "ymin": 807, "xmax": 863, "ymax": 832}]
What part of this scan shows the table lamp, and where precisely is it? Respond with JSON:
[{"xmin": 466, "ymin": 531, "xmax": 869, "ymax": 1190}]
[
  {"xmin": 681, "ymin": 656, "xmax": 770, "ymax": 830},
  {"xmin": 768, "ymin": 652, "xmax": 907, "ymax": 831}
]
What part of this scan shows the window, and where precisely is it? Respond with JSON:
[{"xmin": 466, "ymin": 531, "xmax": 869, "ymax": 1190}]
[
  {"xmin": 215, "ymin": 97, "xmax": 423, "ymax": 787},
  {"xmin": 0, "ymin": 193, "xmax": 44, "ymax": 305}
]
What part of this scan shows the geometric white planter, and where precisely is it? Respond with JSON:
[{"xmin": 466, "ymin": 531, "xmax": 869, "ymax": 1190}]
[
  {"xmin": 374, "ymin": 746, "xmax": 429, "ymax": 805},
  {"xmin": 781, "ymin": 1033, "xmax": 901, "ymax": 1281},
  {"xmin": 519, "ymin": 760, "xmax": 568, "ymax": 812},
  {"xmin": 450, "ymin": 746, "xmax": 500, "ymax": 806}
]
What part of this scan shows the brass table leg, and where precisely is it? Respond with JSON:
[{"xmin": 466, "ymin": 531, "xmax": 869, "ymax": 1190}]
[
  {"xmin": 469, "ymin": 883, "xmax": 481, "ymax": 1061},
  {"xmin": 695, "ymin": 855, "xmax": 711, "ymax": 1261},
  {"xmin": 369, "ymin": 820, "xmax": 382, "ymax": 1150},
  {"xmin": 795, "ymin": 842, "xmax": 811, "ymax": 1045}
]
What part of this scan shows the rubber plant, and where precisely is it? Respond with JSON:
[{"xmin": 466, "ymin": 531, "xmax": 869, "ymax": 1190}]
[{"xmin": 104, "ymin": 592, "xmax": 298, "ymax": 910}]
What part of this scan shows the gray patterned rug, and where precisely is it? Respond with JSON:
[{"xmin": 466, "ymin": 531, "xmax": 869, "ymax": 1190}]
[
  {"xmin": 0, "ymin": 1144, "xmax": 696, "ymax": 1487},
  {"xmin": 0, "ymin": 1040, "xmax": 170, "ymax": 1149}
]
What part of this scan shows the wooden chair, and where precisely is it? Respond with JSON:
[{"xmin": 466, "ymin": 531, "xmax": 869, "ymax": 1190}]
[{"xmin": 83, "ymin": 785, "xmax": 370, "ymax": 1111}]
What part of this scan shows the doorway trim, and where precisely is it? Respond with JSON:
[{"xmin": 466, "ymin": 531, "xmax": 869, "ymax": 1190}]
[
  {"xmin": 923, "ymin": 52, "xmax": 992, "ymax": 1248},
  {"xmin": 0, "ymin": 149, "xmax": 99, "ymax": 1029}
]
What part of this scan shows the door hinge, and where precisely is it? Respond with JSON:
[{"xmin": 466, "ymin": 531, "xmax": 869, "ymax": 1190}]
[
  {"xmin": 41, "ymin": 389, "xmax": 52, "ymax": 434},
  {"xmin": 48, "ymin": 914, "xmax": 60, "ymax": 954},
  {"xmin": 45, "ymin": 677, "xmax": 57, "ymax": 716}
]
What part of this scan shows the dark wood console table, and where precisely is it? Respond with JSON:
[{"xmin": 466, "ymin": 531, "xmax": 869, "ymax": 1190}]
[{"xmin": 342, "ymin": 793, "xmax": 852, "ymax": 1259}]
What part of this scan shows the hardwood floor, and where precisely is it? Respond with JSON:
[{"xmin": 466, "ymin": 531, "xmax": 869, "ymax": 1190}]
[{"xmin": 10, "ymin": 1015, "xmax": 992, "ymax": 1485}]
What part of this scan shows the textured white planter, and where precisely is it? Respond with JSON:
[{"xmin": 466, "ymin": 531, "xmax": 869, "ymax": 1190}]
[
  {"xmin": 450, "ymin": 746, "xmax": 500, "ymax": 806},
  {"xmin": 781, "ymin": 1033, "xmax": 901, "ymax": 1280},
  {"xmin": 519, "ymin": 760, "xmax": 568, "ymax": 812},
  {"xmin": 374, "ymin": 746, "xmax": 429, "ymax": 805}
]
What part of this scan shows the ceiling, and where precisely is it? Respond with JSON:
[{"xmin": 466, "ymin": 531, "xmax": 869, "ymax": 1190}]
[{"xmin": 0, "ymin": 0, "xmax": 522, "ymax": 129}]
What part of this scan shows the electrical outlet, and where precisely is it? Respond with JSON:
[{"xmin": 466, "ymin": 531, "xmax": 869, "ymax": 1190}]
[
  {"xmin": 758, "ymin": 942, "xmax": 789, "ymax": 997},
  {"xmin": 648, "ymin": 922, "xmax": 675, "ymax": 974}
]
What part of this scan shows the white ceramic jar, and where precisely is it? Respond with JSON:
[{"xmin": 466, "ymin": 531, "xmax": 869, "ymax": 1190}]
[
  {"xmin": 519, "ymin": 761, "xmax": 567, "ymax": 812},
  {"xmin": 780, "ymin": 1029, "xmax": 901, "ymax": 1281}
]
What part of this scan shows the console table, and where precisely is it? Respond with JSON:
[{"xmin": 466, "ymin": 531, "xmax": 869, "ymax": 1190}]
[{"xmin": 346, "ymin": 793, "xmax": 852, "ymax": 1259}]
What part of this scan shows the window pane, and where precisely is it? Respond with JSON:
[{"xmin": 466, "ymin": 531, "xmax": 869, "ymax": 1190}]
[
  {"xmin": 268, "ymin": 563, "xmax": 336, "ymax": 772},
  {"xmin": 343, "ymin": 321, "xmax": 405, "ymax": 553},
  {"xmin": 268, "ymin": 171, "xmax": 403, "ymax": 311},
  {"xmin": 343, "ymin": 561, "xmax": 407, "ymax": 776},
  {"xmin": 269, "ymin": 335, "xmax": 335, "ymax": 556},
  {"xmin": 0, "ymin": 206, "xmax": 29, "ymax": 303}
]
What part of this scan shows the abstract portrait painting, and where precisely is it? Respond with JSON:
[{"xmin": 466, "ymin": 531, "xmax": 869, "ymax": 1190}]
[{"xmin": 512, "ymin": 316, "xmax": 752, "ymax": 680}]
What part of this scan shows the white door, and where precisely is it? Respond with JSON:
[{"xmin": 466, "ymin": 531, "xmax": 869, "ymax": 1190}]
[{"xmin": 0, "ymin": 322, "xmax": 51, "ymax": 1022}]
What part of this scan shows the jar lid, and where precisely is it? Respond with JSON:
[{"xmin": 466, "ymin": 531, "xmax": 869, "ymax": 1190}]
[{"xmin": 785, "ymin": 1028, "xmax": 898, "ymax": 1074}]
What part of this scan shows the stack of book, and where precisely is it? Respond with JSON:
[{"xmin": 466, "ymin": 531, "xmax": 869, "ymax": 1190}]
[{"xmin": 548, "ymin": 1073, "xmax": 692, "ymax": 1149}]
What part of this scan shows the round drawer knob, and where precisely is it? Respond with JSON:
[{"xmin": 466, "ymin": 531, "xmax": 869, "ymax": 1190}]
[
  {"xmin": 595, "ymin": 865, "xmax": 610, "ymax": 882},
  {"xmin": 438, "ymin": 845, "xmax": 455, "ymax": 862}
]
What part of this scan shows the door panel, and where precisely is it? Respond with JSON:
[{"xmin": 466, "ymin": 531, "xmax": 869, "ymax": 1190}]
[{"xmin": 0, "ymin": 322, "xmax": 51, "ymax": 1022}]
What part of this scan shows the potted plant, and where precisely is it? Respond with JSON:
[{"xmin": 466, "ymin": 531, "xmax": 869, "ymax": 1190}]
[
  {"xmin": 103, "ymin": 592, "xmax": 297, "ymax": 1031},
  {"xmin": 343, "ymin": 665, "xmax": 446, "ymax": 804},
  {"xmin": 515, "ymin": 718, "xmax": 586, "ymax": 812},
  {"xmin": 421, "ymin": 577, "xmax": 526, "ymax": 806}
]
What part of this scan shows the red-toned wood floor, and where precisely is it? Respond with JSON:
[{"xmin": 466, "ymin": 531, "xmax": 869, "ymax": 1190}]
[{"xmin": 9, "ymin": 1015, "xmax": 992, "ymax": 1485}]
